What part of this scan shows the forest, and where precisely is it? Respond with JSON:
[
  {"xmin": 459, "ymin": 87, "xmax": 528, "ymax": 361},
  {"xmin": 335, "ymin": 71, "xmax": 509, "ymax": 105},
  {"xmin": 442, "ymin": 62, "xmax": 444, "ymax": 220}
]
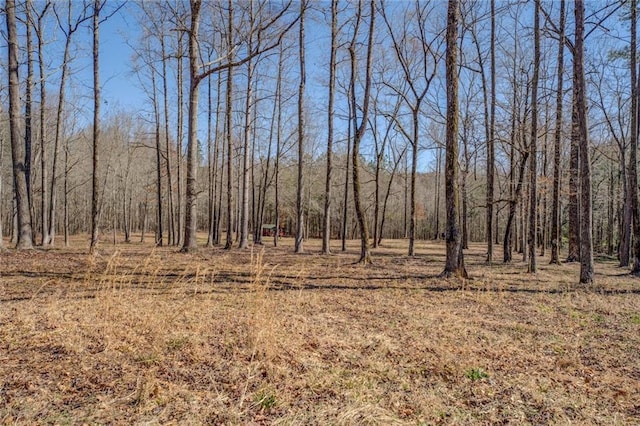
[
  {"xmin": 0, "ymin": 0, "xmax": 638, "ymax": 276},
  {"xmin": 1, "ymin": 0, "xmax": 640, "ymax": 424}
]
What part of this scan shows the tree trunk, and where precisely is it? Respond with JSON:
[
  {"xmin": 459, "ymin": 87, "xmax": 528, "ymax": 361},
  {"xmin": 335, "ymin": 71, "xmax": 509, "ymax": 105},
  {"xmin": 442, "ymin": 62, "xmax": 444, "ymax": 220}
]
[
  {"xmin": 89, "ymin": 0, "xmax": 101, "ymax": 254},
  {"xmin": 341, "ymin": 92, "xmax": 352, "ymax": 252},
  {"xmin": 504, "ymin": 152, "xmax": 530, "ymax": 263},
  {"xmin": 550, "ymin": 0, "xmax": 565, "ymax": 265},
  {"xmin": 274, "ymin": 45, "xmax": 283, "ymax": 248},
  {"xmin": 528, "ymin": 0, "xmax": 540, "ymax": 273},
  {"xmin": 442, "ymin": 0, "xmax": 466, "ymax": 277},
  {"xmin": 350, "ymin": 0, "xmax": 375, "ymax": 264},
  {"xmin": 630, "ymin": 0, "xmax": 640, "ymax": 276},
  {"xmin": 176, "ymin": 33, "xmax": 185, "ymax": 247},
  {"xmin": 160, "ymin": 36, "xmax": 175, "ymax": 246},
  {"xmin": 567, "ymin": 94, "xmax": 581, "ymax": 261},
  {"xmin": 574, "ymin": 0, "xmax": 594, "ymax": 283},
  {"xmin": 7, "ymin": 0, "xmax": 34, "ymax": 249},
  {"xmin": 295, "ymin": 0, "xmax": 306, "ymax": 254},
  {"xmin": 25, "ymin": 0, "xmax": 34, "ymax": 219},
  {"xmin": 181, "ymin": 0, "xmax": 202, "ymax": 252},
  {"xmin": 322, "ymin": 0, "xmax": 338, "ymax": 255},
  {"xmin": 239, "ymin": 1, "xmax": 255, "ymax": 249},
  {"xmin": 409, "ymin": 110, "xmax": 418, "ymax": 256},
  {"xmin": 224, "ymin": 0, "xmax": 235, "ymax": 250},
  {"xmin": 151, "ymin": 53, "xmax": 163, "ymax": 246},
  {"xmin": 486, "ymin": 0, "xmax": 496, "ymax": 263}
]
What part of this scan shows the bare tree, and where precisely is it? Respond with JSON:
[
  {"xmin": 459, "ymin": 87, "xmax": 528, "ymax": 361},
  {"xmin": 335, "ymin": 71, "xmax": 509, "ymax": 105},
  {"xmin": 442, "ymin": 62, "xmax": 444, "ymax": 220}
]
[
  {"xmin": 528, "ymin": 0, "xmax": 540, "ymax": 273},
  {"xmin": 574, "ymin": 0, "xmax": 593, "ymax": 283},
  {"xmin": 33, "ymin": 1, "xmax": 51, "ymax": 246},
  {"xmin": 379, "ymin": 0, "xmax": 440, "ymax": 257},
  {"xmin": 348, "ymin": 0, "xmax": 376, "ymax": 264},
  {"xmin": 322, "ymin": 0, "xmax": 338, "ymax": 255},
  {"xmin": 486, "ymin": 0, "xmax": 496, "ymax": 263},
  {"xmin": 183, "ymin": 0, "xmax": 297, "ymax": 252},
  {"xmin": 89, "ymin": 0, "xmax": 102, "ymax": 254},
  {"xmin": 24, "ymin": 0, "xmax": 34, "ymax": 214},
  {"xmin": 442, "ymin": 0, "xmax": 466, "ymax": 277},
  {"xmin": 294, "ymin": 0, "xmax": 307, "ymax": 254},
  {"xmin": 630, "ymin": 0, "xmax": 640, "ymax": 276},
  {"xmin": 46, "ymin": 1, "xmax": 90, "ymax": 246},
  {"xmin": 6, "ymin": 0, "xmax": 34, "ymax": 249},
  {"xmin": 550, "ymin": 0, "xmax": 565, "ymax": 265},
  {"xmin": 240, "ymin": 0, "xmax": 257, "ymax": 250}
]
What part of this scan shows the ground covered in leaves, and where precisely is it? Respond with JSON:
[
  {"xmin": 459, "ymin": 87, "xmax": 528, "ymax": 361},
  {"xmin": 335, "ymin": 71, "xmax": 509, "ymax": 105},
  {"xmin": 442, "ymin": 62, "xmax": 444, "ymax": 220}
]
[{"xmin": 1, "ymin": 235, "xmax": 639, "ymax": 424}]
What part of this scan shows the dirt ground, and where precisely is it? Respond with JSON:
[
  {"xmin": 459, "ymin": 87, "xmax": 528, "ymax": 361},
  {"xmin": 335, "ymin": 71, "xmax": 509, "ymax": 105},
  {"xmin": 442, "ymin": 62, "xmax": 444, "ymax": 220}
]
[{"xmin": 1, "ymin": 235, "xmax": 639, "ymax": 425}]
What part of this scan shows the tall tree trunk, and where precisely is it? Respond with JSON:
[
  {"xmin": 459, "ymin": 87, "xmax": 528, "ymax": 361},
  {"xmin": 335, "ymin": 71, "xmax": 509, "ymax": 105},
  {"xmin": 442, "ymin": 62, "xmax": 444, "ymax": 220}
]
[
  {"xmin": 442, "ymin": 0, "xmax": 466, "ymax": 277},
  {"xmin": 608, "ymin": 164, "xmax": 615, "ymax": 256},
  {"xmin": 36, "ymin": 2, "xmax": 50, "ymax": 247},
  {"xmin": 7, "ymin": 0, "xmax": 34, "ymax": 249},
  {"xmin": 25, "ymin": 0, "xmax": 34, "ymax": 218},
  {"xmin": 239, "ymin": 0, "xmax": 255, "ymax": 250},
  {"xmin": 434, "ymin": 147, "xmax": 441, "ymax": 239},
  {"xmin": 224, "ymin": 0, "xmax": 235, "ymax": 250},
  {"xmin": 295, "ymin": 0, "xmax": 307, "ymax": 254},
  {"xmin": 567, "ymin": 91, "xmax": 581, "ymax": 261},
  {"xmin": 176, "ymin": 33, "xmax": 185, "ymax": 247},
  {"xmin": 273, "ymin": 45, "xmax": 283, "ymax": 248},
  {"xmin": 486, "ymin": 0, "xmax": 496, "ymax": 262},
  {"xmin": 0, "ymin": 129, "xmax": 5, "ymax": 248},
  {"xmin": 350, "ymin": 0, "xmax": 375, "ymax": 264},
  {"xmin": 159, "ymin": 36, "xmax": 175, "ymax": 245},
  {"xmin": 504, "ymin": 152, "xmax": 530, "ymax": 263},
  {"xmin": 550, "ymin": 0, "xmax": 565, "ymax": 265},
  {"xmin": 341, "ymin": 91, "xmax": 352, "ymax": 252},
  {"xmin": 206, "ymin": 69, "xmax": 215, "ymax": 247},
  {"xmin": 574, "ymin": 0, "xmax": 593, "ymax": 283},
  {"xmin": 89, "ymin": 0, "xmax": 101, "ymax": 254},
  {"xmin": 212, "ymin": 74, "xmax": 223, "ymax": 245},
  {"xmin": 630, "ymin": 0, "xmax": 640, "ymax": 276},
  {"xmin": 322, "ymin": 0, "xmax": 338, "ymax": 255},
  {"xmin": 181, "ymin": 0, "xmax": 201, "ymax": 252},
  {"xmin": 63, "ymin": 144, "xmax": 69, "ymax": 246},
  {"xmin": 528, "ymin": 0, "xmax": 540, "ymax": 273},
  {"xmin": 46, "ymin": 6, "xmax": 77, "ymax": 246},
  {"xmin": 151, "ymin": 54, "xmax": 163, "ymax": 246},
  {"xmin": 409, "ymin": 110, "xmax": 418, "ymax": 256}
]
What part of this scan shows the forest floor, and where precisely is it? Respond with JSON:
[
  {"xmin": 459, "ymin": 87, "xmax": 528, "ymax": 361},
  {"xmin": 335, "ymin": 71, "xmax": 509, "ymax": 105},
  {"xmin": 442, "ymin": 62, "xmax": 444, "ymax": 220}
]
[{"xmin": 1, "ymin": 234, "xmax": 639, "ymax": 425}]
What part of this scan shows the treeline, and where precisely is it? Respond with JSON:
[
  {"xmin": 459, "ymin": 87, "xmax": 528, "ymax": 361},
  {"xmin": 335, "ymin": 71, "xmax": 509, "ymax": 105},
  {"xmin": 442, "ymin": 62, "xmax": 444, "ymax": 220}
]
[{"xmin": 1, "ymin": 0, "xmax": 639, "ymax": 282}]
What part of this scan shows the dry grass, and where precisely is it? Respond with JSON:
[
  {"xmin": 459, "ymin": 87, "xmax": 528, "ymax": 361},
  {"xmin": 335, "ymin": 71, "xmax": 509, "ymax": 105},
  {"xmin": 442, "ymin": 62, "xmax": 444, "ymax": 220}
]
[{"xmin": 1, "ymin": 235, "xmax": 639, "ymax": 424}]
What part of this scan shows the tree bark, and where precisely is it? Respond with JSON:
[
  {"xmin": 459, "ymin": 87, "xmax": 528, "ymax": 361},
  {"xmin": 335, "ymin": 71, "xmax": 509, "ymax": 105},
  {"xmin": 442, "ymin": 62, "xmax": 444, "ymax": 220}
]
[
  {"xmin": 630, "ymin": 0, "xmax": 640, "ymax": 276},
  {"xmin": 350, "ymin": 0, "xmax": 375, "ymax": 264},
  {"xmin": 239, "ymin": 0, "xmax": 256, "ymax": 250},
  {"xmin": 181, "ymin": 0, "xmax": 202, "ymax": 252},
  {"xmin": 35, "ymin": 2, "xmax": 50, "ymax": 247},
  {"xmin": 550, "ymin": 0, "xmax": 565, "ymax": 265},
  {"xmin": 151, "ymin": 51, "xmax": 163, "ymax": 246},
  {"xmin": 25, "ymin": 0, "xmax": 34, "ymax": 218},
  {"xmin": 442, "ymin": 0, "xmax": 466, "ymax": 277},
  {"xmin": 528, "ymin": 0, "xmax": 540, "ymax": 273},
  {"xmin": 322, "ymin": 0, "xmax": 338, "ymax": 255},
  {"xmin": 295, "ymin": 0, "xmax": 307, "ymax": 254},
  {"xmin": 7, "ymin": 0, "xmax": 34, "ymax": 249},
  {"xmin": 224, "ymin": 0, "xmax": 235, "ymax": 250},
  {"xmin": 160, "ymin": 35, "xmax": 175, "ymax": 245},
  {"xmin": 486, "ymin": 0, "xmax": 495, "ymax": 262},
  {"xmin": 574, "ymin": 0, "xmax": 594, "ymax": 283},
  {"xmin": 89, "ymin": 0, "xmax": 101, "ymax": 254}
]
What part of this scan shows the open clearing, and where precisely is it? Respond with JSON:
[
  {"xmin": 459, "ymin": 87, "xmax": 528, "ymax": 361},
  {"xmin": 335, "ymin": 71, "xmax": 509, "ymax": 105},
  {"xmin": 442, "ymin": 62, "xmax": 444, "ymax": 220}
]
[{"xmin": 1, "ymin": 236, "xmax": 639, "ymax": 424}]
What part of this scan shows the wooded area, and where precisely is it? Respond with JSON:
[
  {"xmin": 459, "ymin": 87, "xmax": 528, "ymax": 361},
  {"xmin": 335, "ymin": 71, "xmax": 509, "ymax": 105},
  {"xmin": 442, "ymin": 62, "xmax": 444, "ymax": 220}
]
[
  {"xmin": 1, "ymin": 0, "xmax": 640, "ymax": 283},
  {"xmin": 2, "ymin": 1, "xmax": 640, "ymax": 423}
]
